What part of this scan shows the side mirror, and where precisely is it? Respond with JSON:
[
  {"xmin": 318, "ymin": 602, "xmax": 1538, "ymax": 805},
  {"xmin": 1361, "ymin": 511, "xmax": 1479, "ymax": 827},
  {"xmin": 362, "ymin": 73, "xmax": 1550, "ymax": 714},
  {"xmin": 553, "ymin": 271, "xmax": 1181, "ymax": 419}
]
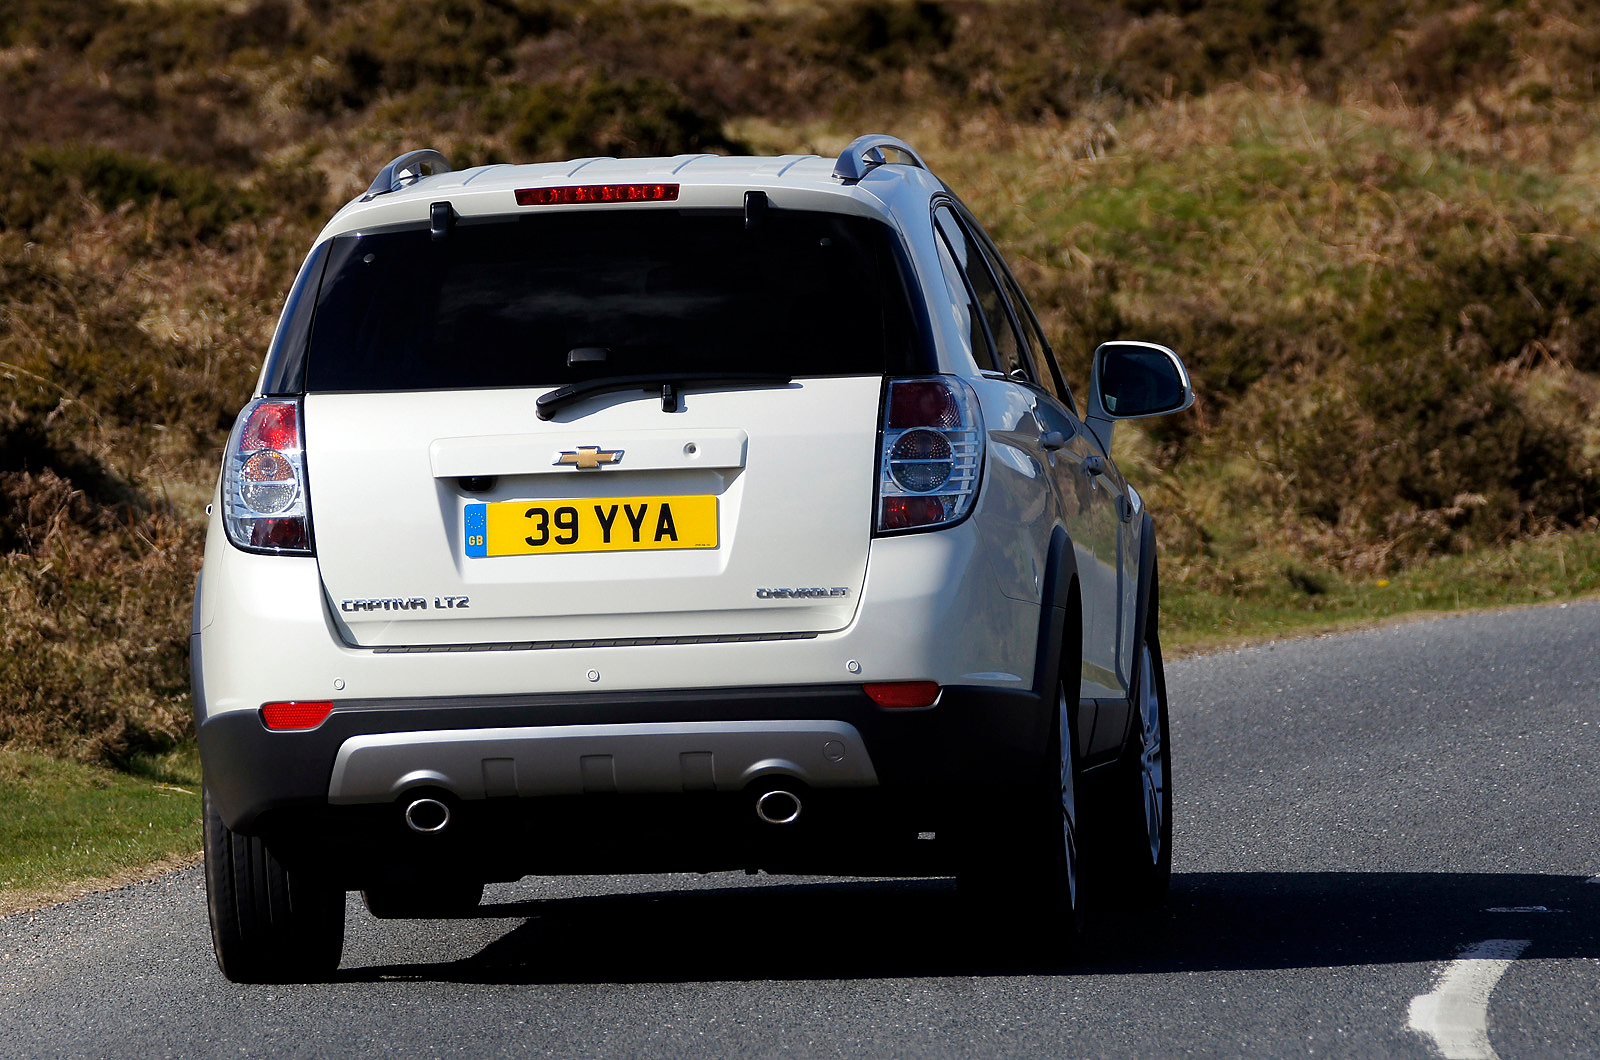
[{"xmin": 1085, "ymin": 341, "xmax": 1194, "ymax": 453}]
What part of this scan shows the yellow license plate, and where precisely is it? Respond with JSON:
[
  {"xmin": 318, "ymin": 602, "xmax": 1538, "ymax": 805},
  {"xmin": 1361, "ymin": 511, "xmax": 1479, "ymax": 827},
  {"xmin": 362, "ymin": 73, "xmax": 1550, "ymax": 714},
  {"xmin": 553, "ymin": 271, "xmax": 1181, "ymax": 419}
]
[{"xmin": 464, "ymin": 496, "xmax": 718, "ymax": 557}]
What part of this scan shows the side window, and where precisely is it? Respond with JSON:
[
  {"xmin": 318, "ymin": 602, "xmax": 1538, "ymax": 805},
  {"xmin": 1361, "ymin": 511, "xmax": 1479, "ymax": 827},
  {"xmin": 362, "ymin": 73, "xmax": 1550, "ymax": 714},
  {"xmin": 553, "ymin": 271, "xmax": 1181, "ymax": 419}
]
[
  {"xmin": 933, "ymin": 206, "xmax": 1026, "ymax": 378},
  {"xmin": 932, "ymin": 215, "xmax": 998, "ymax": 372},
  {"xmin": 955, "ymin": 205, "xmax": 1079, "ymax": 414},
  {"xmin": 996, "ymin": 255, "xmax": 1078, "ymax": 415}
]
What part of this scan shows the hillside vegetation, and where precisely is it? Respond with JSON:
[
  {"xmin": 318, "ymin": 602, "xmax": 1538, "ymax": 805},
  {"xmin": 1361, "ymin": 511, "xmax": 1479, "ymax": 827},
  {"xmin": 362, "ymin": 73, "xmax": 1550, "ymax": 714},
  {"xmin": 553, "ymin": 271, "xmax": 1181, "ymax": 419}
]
[{"xmin": 2, "ymin": 0, "xmax": 1598, "ymax": 762}]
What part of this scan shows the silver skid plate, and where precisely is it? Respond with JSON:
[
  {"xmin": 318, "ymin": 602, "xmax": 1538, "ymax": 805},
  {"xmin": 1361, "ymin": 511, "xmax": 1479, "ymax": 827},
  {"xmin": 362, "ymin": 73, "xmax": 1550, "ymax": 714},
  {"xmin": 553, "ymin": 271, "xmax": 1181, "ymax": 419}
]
[{"xmin": 327, "ymin": 720, "xmax": 878, "ymax": 803}]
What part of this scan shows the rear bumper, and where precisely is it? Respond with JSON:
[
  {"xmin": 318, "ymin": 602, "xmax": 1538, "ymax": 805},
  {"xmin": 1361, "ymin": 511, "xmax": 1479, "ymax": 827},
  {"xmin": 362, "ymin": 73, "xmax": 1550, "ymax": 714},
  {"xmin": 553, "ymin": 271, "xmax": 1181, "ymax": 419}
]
[{"xmin": 200, "ymin": 682, "xmax": 1048, "ymax": 833}]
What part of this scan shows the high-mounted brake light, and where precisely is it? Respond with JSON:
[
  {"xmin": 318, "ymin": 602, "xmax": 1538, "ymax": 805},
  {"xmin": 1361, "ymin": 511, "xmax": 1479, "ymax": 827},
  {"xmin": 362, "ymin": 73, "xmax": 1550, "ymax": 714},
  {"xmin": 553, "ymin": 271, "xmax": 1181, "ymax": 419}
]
[
  {"xmin": 515, "ymin": 184, "xmax": 680, "ymax": 207},
  {"xmin": 261, "ymin": 701, "xmax": 335, "ymax": 731},
  {"xmin": 863, "ymin": 682, "xmax": 941, "ymax": 708},
  {"xmin": 876, "ymin": 376, "xmax": 983, "ymax": 533},
  {"xmin": 221, "ymin": 397, "xmax": 313, "ymax": 554}
]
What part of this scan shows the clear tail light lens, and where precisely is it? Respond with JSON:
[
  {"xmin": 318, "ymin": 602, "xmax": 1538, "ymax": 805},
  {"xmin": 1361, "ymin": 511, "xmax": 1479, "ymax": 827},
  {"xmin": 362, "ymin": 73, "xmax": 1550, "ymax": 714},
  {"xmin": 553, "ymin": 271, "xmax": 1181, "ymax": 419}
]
[
  {"xmin": 222, "ymin": 398, "xmax": 313, "ymax": 554},
  {"xmin": 876, "ymin": 376, "xmax": 983, "ymax": 533}
]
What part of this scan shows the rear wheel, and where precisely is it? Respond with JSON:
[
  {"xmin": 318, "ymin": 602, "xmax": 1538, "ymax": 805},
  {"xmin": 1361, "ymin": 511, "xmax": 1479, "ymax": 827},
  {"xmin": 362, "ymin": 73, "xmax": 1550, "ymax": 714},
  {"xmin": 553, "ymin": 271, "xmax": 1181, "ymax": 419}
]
[
  {"xmin": 203, "ymin": 789, "xmax": 345, "ymax": 983},
  {"xmin": 958, "ymin": 638, "xmax": 1087, "ymax": 949},
  {"xmin": 1100, "ymin": 612, "xmax": 1173, "ymax": 908},
  {"xmin": 1042, "ymin": 674, "xmax": 1088, "ymax": 937}
]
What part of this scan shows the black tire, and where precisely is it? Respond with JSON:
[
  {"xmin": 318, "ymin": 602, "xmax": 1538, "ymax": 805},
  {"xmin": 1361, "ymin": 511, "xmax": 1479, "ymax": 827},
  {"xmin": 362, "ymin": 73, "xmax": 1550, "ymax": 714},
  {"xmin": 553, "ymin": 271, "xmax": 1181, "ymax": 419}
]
[
  {"xmin": 203, "ymin": 789, "xmax": 345, "ymax": 983},
  {"xmin": 957, "ymin": 625, "xmax": 1088, "ymax": 949},
  {"xmin": 361, "ymin": 880, "xmax": 485, "ymax": 919},
  {"xmin": 1098, "ymin": 604, "xmax": 1173, "ymax": 909}
]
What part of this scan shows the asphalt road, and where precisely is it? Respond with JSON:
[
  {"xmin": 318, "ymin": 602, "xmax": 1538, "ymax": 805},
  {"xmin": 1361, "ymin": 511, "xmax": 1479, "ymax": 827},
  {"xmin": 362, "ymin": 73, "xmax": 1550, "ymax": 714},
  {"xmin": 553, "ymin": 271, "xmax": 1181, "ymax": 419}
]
[{"xmin": 2, "ymin": 601, "xmax": 1597, "ymax": 1059}]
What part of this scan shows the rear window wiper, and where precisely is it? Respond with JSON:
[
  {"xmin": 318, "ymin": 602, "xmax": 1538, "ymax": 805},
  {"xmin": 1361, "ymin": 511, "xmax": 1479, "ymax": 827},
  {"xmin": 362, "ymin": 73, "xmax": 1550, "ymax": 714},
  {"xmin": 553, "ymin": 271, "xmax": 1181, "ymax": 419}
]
[{"xmin": 535, "ymin": 372, "xmax": 794, "ymax": 420}]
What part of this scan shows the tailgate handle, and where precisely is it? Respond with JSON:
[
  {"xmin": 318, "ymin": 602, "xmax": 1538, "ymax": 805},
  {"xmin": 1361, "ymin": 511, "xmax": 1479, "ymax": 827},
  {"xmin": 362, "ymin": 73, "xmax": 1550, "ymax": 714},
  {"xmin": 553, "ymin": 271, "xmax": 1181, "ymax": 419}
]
[{"xmin": 430, "ymin": 430, "xmax": 749, "ymax": 478}]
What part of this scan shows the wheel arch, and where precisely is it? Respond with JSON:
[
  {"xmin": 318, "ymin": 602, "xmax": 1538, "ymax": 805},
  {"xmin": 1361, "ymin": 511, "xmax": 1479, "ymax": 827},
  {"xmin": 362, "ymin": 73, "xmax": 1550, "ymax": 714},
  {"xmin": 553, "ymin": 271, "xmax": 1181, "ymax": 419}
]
[
  {"xmin": 1106, "ymin": 507, "xmax": 1162, "ymax": 757},
  {"xmin": 1032, "ymin": 526, "xmax": 1085, "ymax": 759},
  {"xmin": 1128, "ymin": 507, "xmax": 1161, "ymax": 683}
]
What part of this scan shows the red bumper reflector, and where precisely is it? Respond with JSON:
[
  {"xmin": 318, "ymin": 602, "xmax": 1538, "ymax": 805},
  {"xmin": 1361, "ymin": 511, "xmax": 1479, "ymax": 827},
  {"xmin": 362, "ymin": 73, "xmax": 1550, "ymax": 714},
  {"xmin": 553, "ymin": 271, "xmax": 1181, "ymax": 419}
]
[
  {"xmin": 862, "ymin": 681, "xmax": 941, "ymax": 708},
  {"xmin": 515, "ymin": 183, "xmax": 680, "ymax": 207},
  {"xmin": 261, "ymin": 701, "xmax": 335, "ymax": 731}
]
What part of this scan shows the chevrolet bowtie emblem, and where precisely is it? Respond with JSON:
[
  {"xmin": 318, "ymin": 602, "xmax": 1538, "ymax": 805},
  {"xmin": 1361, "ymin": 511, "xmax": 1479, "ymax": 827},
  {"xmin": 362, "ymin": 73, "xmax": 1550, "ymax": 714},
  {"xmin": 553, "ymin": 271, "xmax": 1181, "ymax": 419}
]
[{"xmin": 555, "ymin": 446, "xmax": 624, "ymax": 470}]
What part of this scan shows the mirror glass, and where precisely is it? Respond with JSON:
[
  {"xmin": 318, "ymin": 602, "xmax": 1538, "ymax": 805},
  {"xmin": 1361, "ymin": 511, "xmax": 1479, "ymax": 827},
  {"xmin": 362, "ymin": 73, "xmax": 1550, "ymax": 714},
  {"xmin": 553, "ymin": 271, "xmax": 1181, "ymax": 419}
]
[{"xmin": 1097, "ymin": 343, "xmax": 1188, "ymax": 418}]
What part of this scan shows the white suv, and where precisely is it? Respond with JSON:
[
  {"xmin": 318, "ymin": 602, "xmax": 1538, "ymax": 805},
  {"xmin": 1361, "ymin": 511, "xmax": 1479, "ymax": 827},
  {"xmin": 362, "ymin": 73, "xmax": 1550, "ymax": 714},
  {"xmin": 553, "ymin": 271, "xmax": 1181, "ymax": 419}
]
[{"xmin": 193, "ymin": 135, "xmax": 1194, "ymax": 982}]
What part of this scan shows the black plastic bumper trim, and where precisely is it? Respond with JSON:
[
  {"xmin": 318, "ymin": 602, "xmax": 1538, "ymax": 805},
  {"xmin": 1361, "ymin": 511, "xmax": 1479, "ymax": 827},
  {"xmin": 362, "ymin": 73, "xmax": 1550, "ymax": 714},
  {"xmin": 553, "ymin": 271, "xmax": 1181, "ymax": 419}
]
[{"xmin": 199, "ymin": 683, "xmax": 1047, "ymax": 832}]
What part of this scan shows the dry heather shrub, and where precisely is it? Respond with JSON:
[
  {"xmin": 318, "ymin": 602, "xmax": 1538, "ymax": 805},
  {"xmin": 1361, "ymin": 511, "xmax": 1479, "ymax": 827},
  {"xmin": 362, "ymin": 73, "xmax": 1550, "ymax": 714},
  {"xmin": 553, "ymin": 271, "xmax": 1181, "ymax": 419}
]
[
  {"xmin": 0, "ymin": 456, "xmax": 199, "ymax": 764},
  {"xmin": 1, "ymin": 145, "xmax": 266, "ymax": 250},
  {"xmin": 1393, "ymin": 7, "xmax": 1515, "ymax": 103},
  {"xmin": 0, "ymin": 152, "xmax": 306, "ymax": 763},
  {"xmin": 493, "ymin": 74, "xmax": 748, "ymax": 159},
  {"xmin": 295, "ymin": 0, "xmax": 561, "ymax": 113},
  {"xmin": 1239, "ymin": 355, "xmax": 1598, "ymax": 569}
]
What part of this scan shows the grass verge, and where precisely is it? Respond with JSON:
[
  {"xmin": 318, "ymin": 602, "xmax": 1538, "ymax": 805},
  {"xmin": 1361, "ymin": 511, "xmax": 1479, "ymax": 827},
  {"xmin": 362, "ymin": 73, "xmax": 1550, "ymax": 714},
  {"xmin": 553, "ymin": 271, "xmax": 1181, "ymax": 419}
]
[
  {"xmin": 1164, "ymin": 527, "xmax": 1600, "ymax": 654},
  {"xmin": 0, "ymin": 745, "xmax": 200, "ymax": 916}
]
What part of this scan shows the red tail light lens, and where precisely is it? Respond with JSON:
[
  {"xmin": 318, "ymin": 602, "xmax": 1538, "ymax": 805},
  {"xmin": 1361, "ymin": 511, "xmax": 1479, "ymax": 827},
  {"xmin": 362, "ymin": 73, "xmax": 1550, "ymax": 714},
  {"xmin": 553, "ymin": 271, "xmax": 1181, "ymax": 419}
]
[
  {"xmin": 515, "ymin": 184, "xmax": 680, "ymax": 207},
  {"xmin": 876, "ymin": 376, "xmax": 983, "ymax": 533},
  {"xmin": 260, "ymin": 701, "xmax": 334, "ymax": 730},
  {"xmin": 863, "ymin": 682, "xmax": 941, "ymax": 708},
  {"xmin": 221, "ymin": 398, "xmax": 313, "ymax": 555},
  {"xmin": 887, "ymin": 380, "xmax": 961, "ymax": 429},
  {"xmin": 881, "ymin": 497, "xmax": 948, "ymax": 530},
  {"xmin": 240, "ymin": 402, "xmax": 298, "ymax": 451}
]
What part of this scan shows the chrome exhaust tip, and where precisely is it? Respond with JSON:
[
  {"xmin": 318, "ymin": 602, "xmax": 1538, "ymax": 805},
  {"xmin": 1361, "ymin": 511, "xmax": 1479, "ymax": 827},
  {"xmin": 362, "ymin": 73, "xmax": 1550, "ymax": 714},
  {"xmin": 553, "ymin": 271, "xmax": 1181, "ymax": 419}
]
[
  {"xmin": 404, "ymin": 797, "xmax": 451, "ymax": 834},
  {"xmin": 754, "ymin": 789, "xmax": 802, "ymax": 826}
]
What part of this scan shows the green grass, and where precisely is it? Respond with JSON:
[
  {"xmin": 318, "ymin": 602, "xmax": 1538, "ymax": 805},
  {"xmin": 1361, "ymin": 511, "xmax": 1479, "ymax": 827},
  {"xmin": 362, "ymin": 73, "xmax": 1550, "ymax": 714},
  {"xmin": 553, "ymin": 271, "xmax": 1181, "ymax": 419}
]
[
  {"xmin": 1164, "ymin": 527, "xmax": 1600, "ymax": 652},
  {"xmin": 0, "ymin": 746, "xmax": 200, "ymax": 910}
]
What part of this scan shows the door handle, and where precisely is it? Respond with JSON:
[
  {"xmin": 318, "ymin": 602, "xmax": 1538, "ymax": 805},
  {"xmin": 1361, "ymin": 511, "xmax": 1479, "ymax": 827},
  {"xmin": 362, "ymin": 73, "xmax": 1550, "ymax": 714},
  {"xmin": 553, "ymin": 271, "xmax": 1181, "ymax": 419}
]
[
  {"xmin": 1040, "ymin": 431, "xmax": 1068, "ymax": 452},
  {"xmin": 1083, "ymin": 454, "xmax": 1107, "ymax": 476}
]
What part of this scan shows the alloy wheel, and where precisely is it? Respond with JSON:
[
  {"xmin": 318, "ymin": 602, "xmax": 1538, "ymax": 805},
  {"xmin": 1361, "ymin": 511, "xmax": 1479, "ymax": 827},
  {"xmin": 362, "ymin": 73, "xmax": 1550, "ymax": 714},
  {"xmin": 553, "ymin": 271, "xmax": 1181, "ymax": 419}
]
[{"xmin": 1136, "ymin": 644, "xmax": 1167, "ymax": 866}]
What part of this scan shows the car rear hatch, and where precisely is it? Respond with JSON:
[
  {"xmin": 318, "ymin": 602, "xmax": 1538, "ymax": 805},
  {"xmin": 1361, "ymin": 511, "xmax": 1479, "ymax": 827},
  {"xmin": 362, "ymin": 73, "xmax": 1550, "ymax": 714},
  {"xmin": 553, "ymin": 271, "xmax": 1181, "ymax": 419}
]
[{"xmin": 296, "ymin": 201, "xmax": 930, "ymax": 647}]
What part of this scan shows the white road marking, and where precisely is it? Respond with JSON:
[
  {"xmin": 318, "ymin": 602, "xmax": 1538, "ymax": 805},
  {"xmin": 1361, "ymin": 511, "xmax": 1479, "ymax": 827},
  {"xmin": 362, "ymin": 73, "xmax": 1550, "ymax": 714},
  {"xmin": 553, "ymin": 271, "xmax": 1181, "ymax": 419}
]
[
  {"xmin": 1484, "ymin": 906, "xmax": 1563, "ymax": 914},
  {"xmin": 1408, "ymin": 939, "xmax": 1531, "ymax": 1060}
]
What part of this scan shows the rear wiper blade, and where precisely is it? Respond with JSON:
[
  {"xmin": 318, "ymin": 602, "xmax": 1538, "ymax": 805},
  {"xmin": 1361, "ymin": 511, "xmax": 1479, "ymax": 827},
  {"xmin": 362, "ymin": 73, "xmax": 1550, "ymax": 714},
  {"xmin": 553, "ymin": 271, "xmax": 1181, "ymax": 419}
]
[{"xmin": 535, "ymin": 372, "xmax": 794, "ymax": 420}]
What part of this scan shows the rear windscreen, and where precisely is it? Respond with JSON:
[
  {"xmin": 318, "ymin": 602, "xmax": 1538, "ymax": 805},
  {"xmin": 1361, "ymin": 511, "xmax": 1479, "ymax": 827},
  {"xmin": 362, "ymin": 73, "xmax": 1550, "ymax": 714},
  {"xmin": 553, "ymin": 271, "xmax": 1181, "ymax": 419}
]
[{"xmin": 301, "ymin": 208, "xmax": 930, "ymax": 392}]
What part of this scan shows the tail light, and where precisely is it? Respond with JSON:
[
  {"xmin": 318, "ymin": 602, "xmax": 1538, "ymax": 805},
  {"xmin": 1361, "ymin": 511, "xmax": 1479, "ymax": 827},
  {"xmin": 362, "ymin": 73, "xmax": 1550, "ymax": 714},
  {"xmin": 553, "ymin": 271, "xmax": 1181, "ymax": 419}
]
[
  {"xmin": 876, "ymin": 376, "xmax": 983, "ymax": 533},
  {"xmin": 221, "ymin": 398, "xmax": 313, "ymax": 554}
]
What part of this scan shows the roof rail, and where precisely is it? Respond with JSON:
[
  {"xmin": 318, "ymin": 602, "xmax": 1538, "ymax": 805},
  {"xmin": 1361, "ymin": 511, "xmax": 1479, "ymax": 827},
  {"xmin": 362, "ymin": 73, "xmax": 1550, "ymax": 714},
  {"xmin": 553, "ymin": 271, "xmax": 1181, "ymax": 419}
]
[
  {"xmin": 362, "ymin": 149, "xmax": 452, "ymax": 201},
  {"xmin": 832, "ymin": 134, "xmax": 929, "ymax": 182}
]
